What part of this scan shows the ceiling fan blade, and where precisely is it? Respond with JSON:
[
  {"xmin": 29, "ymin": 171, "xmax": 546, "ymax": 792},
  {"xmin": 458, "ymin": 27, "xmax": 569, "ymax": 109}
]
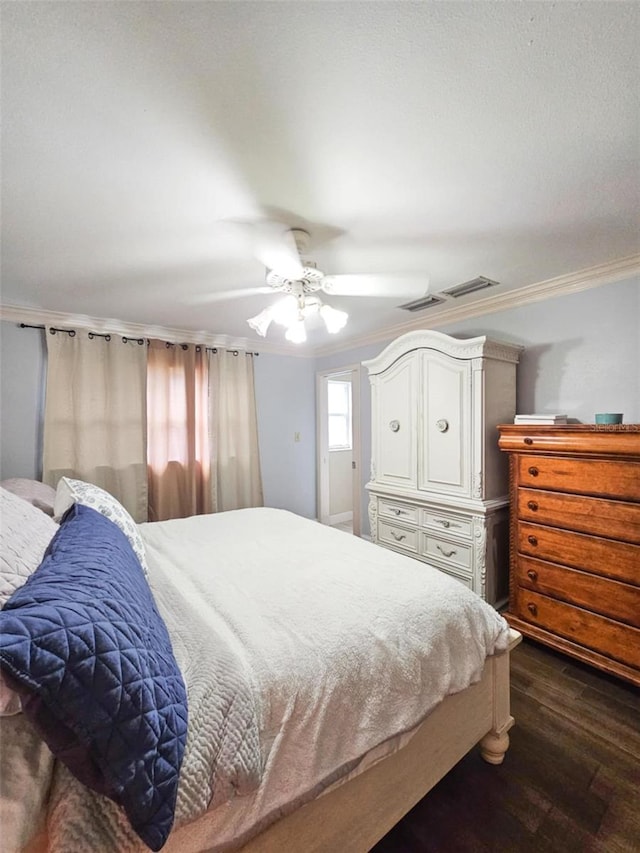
[
  {"xmin": 321, "ymin": 274, "xmax": 430, "ymax": 299},
  {"xmin": 186, "ymin": 286, "xmax": 274, "ymax": 306},
  {"xmin": 252, "ymin": 221, "xmax": 305, "ymax": 279},
  {"xmin": 219, "ymin": 217, "xmax": 305, "ymax": 279}
]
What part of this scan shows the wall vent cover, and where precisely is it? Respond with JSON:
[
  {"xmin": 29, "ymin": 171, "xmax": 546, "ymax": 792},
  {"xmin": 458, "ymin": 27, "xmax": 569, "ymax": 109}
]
[
  {"xmin": 398, "ymin": 294, "xmax": 446, "ymax": 312},
  {"xmin": 441, "ymin": 276, "xmax": 499, "ymax": 298}
]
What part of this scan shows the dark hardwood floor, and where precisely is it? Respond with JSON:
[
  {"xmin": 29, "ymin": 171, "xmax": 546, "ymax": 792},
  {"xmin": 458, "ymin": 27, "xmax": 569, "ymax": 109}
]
[{"xmin": 371, "ymin": 639, "xmax": 640, "ymax": 853}]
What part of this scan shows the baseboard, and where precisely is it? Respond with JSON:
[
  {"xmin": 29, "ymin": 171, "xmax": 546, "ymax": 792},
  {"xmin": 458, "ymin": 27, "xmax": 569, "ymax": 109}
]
[{"xmin": 329, "ymin": 511, "xmax": 353, "ymax": 525}]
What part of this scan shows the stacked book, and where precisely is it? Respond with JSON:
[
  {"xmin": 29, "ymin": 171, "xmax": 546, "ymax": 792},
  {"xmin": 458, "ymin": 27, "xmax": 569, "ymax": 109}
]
[{"xmin": 514, "ymin": 413, "xmax": 568, "ymax": 425}]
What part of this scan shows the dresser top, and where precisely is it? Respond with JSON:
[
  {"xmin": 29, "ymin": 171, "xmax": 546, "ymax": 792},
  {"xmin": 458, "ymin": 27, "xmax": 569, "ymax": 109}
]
[{"xmin": 498, "ymin": 424, "xmax": 640, "ymax": 457}]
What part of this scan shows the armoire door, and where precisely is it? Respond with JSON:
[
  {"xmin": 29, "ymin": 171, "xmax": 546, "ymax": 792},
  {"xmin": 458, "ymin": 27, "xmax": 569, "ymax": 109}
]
[
  {"xmin": 418, "ymin": 350, "xmax": 471, "ymax": 496},
  {"xmin": 373, "ymin": 354, "xmax": 417, "ymax": 489}
]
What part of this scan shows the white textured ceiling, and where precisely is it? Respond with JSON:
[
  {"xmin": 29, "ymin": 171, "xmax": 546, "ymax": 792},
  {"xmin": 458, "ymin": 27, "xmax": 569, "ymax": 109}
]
[{"xmin": 2, "ymin": 1, "xmax": 639, "ymax": 351}]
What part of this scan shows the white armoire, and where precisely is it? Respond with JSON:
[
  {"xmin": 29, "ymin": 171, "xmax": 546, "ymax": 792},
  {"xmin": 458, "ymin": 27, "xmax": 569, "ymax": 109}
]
[{"xmin": 363, "ymin": 330, "xmax": 522, "ymax": 605}]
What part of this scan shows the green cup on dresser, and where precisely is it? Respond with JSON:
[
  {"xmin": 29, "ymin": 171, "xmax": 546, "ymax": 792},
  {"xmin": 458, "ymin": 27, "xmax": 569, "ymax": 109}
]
[{"xmin": 595, "ymin": 413, "xmax": 623, "ymax": 424}]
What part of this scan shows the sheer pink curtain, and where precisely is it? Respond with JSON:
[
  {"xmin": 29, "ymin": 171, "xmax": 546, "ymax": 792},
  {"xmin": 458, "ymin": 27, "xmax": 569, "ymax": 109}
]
[{"xmin": 146, "ymin": 340, "xmax": 211, "ymax": 522}]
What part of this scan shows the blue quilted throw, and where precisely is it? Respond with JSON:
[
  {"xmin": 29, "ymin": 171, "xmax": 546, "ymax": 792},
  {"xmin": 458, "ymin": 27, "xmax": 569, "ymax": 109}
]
[{"xmin": 0, "ymin": 503, "xmax": 188, "ymax": 851}]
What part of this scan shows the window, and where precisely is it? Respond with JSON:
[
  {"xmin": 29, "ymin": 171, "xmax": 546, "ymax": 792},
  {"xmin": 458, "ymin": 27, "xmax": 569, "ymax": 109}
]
[{"xmin": 328, "ymin": 379, "xmax": 352, "ymax": 450}]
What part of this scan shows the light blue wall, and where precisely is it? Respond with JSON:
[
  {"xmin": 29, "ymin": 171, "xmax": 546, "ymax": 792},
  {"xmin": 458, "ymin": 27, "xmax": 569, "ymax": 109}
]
[
  {"xmin": 317, "ymin": 277, "xmax": 640, "ymax": 536},
  {"xmin": 438, "ymin": 278, "xmax": 639, "ymax": 423},
  {"xmin": 253, "ymin": 353, "xmax": 317, "ymax": 518},
  {"xmin": 0, "ymin": 321, "xmax": 46, "ymax": 479},
  {"xmin": 0, "ymin": 323, "xmax": 319, "ymax": 518},
  {"xmin": 1, "ymin": 278, "xmax": 638, "ymax": 523}
]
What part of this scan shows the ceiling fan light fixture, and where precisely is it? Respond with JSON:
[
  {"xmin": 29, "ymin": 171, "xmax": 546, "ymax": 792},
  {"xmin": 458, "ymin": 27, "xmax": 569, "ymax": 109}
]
[
  {"xmin": 284, "ymin": 318, "xmax": 307, "ymax": 344},
  {"xmin": 320, "ymin": 303, "xmax": 349, "ymax": 334},
  {"xmin": 247, "ymin": 308, "xmax": 273, "ymax": 337},
  {"xmin": 270, "ymin": 295, "xmax": 299, "ymax": 327}
]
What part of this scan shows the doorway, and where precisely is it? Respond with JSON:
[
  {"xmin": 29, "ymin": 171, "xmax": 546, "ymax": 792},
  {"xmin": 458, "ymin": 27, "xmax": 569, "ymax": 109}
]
[{"xmin": 316, "ymin": 364, "xmax": 362, "ymax": 536}]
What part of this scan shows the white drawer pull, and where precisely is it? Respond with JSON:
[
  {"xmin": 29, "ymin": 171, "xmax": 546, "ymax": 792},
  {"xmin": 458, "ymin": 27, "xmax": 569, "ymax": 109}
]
[
  {"xmin": 436, "ymin": 544, "xmax": 457, "ymax": 558},
  {"xmin": 390, "ymin": 530, "xmax": 406, "ymax": 542},
  {"xmin": 436, "ymin": 419, "xmax": 449, "ymax": 433},
  {"xmin": 392, "ymin": 508, "xmax": 403, "ymax": 515}
]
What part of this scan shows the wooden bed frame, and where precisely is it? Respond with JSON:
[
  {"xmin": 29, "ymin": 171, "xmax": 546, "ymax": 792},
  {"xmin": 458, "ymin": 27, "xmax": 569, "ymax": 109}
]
[{"xmin": 164, "ymin": 629, "xmax": 521, "ymax": 853}]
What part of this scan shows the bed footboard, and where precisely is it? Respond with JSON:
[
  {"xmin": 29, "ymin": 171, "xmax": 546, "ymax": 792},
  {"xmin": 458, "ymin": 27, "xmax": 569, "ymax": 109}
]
[{"xmin": 163, "ymin": 628, "xmax": 522, "ymax": 853}]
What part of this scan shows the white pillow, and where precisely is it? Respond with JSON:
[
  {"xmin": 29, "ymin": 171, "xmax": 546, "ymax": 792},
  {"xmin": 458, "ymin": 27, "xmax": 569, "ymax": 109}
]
[
  {"xmin": 0, "ymin": 486, "xmax": 58, "ymax": 610},
  {"xmin": 54, "ymin": 477, "xmax": 149, "ymax": 577}
]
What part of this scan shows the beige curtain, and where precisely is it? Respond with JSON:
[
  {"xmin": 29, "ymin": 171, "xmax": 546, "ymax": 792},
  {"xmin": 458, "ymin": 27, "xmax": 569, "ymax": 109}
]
[
  {"xmin": 208, "ymin": 349, "xmax": 263, "ymax": 512},
  {"xmin": 42, "ymin": 330, "xmax": 148, "ymax": 522},
  {"xmin": 146, "ymin": 340, "xmax": 211, "ymax": 521}
]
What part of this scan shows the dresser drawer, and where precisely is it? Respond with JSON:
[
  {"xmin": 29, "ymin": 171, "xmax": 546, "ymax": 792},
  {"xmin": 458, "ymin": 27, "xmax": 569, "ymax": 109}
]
[
  {"xmin": 518, "ymin": 522, "xmax": 640, "ymax": 586},
  {"xmin": 514, "ymin": 587, "xmax": 640, "ymax": 670},
  {"xmin": 378, "ymin": 520, "xmax": 418, "ymax": 554},
  {"xmin": 517, "ymin": 555, "xmax": 640, "ymax": 628},
  {"xmin": 517, "ymin": 487, "xmax": 640, "ymax": 544},
  {"xmin": 517, "ymin": 455, "xmax": 640, "ymax": 502},
  {"xmin": 421, "ymin": 511, "xmax": 472, "ymax": 539},
  {"xmin": 421, "ymin": 533, "xmax": 472, "ymax": 571}
]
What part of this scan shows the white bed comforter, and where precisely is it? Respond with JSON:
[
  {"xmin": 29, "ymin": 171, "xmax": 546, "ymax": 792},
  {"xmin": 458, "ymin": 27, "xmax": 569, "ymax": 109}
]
[{"xmin": 3, "ymin": 507, "xmax": 511, "ymax": 852}]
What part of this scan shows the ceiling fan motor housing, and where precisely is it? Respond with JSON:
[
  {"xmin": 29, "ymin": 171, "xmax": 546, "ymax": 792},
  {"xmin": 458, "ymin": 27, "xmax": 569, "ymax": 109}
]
[{"xmin": 266, "ymin": 265, "xmax": 325, "ymax": 294}]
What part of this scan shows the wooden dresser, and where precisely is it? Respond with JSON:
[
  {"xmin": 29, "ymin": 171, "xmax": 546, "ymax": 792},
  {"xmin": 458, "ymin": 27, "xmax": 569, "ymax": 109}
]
[{"xmin": 498, "ymin": 425, "xmax": 640, "ymax": 687}]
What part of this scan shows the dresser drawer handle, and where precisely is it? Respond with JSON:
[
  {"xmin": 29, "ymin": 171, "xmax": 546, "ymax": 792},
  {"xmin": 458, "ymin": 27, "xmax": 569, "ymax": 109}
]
[
  {"xmin": 392, "ymin": 508, "xmax": 403, "ymax": 516},
  {"xmin": 527, "ymin": 569, "xmax": 538, "ymax": 582},
  {"xmin": 527, "ymin": 535, "xmax": 538, "ymax": 546},
  {"xmin": 527, "ymin": 500, "xmax": 538, "ymax": 511},
  {"xmin": 528, "ymin": 466, "xmax": 539, "ymax": 477},
  {"xmin": 436, "ymin": 544, "xmax": 457, "ymax": 558},
  {"xmin": 390, "ymin": 530, "xmax": 406, "ymax": 542},
  {"xmin": 527, "ymin": 602, "xmax": 538, "ymax": 616},
  {"xmin": 524, "ymin": 437, "xmax": 533, "ymax": 445}
]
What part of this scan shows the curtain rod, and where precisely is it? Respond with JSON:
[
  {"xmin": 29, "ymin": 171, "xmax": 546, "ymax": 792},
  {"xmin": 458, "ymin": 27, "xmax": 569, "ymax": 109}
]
[{"xmin": 18, "ymin": 323, "xmax": 259, "ymax": 355}]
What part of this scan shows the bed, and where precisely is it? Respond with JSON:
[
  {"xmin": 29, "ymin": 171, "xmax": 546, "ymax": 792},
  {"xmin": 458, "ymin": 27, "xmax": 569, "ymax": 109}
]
[{"xmin": 0, "ymin": 480, "xmax": 520, "ymax": 853}]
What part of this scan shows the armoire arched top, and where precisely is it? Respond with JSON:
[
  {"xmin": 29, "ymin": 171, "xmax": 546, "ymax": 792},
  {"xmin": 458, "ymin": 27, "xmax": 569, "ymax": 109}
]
[{"xmin": 363, "ymin": 329, "xmax": 522, "ymax": 376}]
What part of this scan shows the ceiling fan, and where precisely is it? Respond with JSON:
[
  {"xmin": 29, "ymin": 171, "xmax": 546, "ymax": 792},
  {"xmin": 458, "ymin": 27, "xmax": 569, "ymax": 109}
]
[{"xmin": 241, "ymin": 224, "xmax": 431, "ymax": 343}]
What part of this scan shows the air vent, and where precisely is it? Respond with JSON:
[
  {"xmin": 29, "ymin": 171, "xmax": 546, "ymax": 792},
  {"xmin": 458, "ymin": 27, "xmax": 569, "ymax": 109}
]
[
  {"xmin": 398, "ymin": 294, "xmax": 446, "ymax": 312},
  {"xmin": 441, "ymin": 276, "xmax": 499, "ymax": 298}
]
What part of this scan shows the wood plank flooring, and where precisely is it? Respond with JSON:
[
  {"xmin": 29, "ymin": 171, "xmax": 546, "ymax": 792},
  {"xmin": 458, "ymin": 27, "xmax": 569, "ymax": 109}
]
[{"xmin": 371, "ymin": 639, "xmax": 640, "ymax": 852}]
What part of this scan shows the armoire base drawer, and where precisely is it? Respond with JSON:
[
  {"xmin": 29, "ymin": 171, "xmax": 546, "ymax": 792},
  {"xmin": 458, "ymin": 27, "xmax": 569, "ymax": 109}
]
[
  {"xmin": 513, "ymin": 587, "xmax": 640, "ymax": 670},
  {"xmin": 377, "ymin": 520, "xmax": 418, "ymax": 554},
  {"xmin": 421, "ymin": 533, "xmax": 471, "ymax": 572}
]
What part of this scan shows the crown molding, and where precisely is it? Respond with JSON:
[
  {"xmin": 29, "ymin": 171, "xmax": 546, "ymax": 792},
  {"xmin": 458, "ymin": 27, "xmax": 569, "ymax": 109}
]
[
  {"xmin": 311, "ymin": 253, "xmax": 640, "ymax": 358},
  {"xmin": 0, "ymin": 304, "xmax": 307, "ymax": 357},
  {"xmin": 2, "ymin": 254, "xmax": 638, "ymax": 361}
]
